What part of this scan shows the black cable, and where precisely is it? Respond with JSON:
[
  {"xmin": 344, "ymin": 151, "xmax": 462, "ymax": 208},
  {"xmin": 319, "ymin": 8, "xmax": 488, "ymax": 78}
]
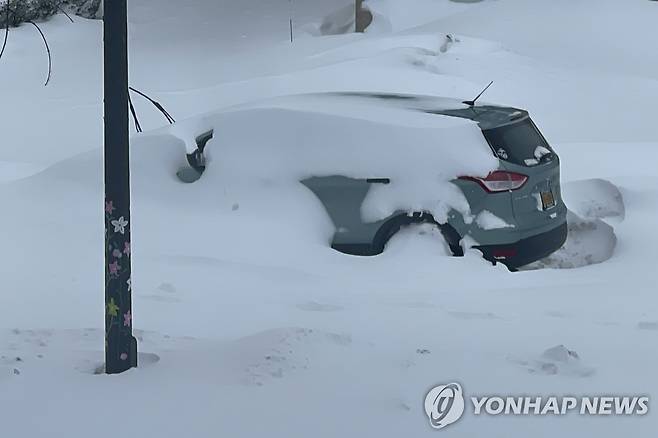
[
  {"xmin": 0, "ymin": 2, "xmax": 9, "ymax": 62},
  {"xmin": 1, "ymin": 2, "xmax": 73, "ymax": 85},
  {"xmin": 128, "ymin": 93, "xmax": 142, "ymax": 133},
  {"xmin": 54, "ymin": 2, "xmax": 74, "ymax": 23},
  {"xmin": 130, "ymin": 87, "xmax": 175, "ymax": 124},
  {"xmin": 26, "ymin": 20, "xmax": 51, "ymax": 86},
  {"xmin": 129, "ymin": 86, "xmax": 176, "ymax": 124}
]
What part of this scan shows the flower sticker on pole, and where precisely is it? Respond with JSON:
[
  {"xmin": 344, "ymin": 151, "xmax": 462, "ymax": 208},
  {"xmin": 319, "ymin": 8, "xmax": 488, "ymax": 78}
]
[{"xmin": 111, "ymin": 216, "xmax": 128, "ymax": 234}]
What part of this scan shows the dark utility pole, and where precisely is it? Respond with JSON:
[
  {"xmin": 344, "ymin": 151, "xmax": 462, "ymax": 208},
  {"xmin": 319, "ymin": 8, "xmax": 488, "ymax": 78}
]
[{"xmin": 104, "ymin": 0, "xmax": 137, "ymax": 374}]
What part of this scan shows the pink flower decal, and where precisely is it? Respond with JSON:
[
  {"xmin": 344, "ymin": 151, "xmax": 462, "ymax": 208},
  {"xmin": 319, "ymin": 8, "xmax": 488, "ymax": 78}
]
[
  {"xmin": 109, "ymin": 260, "xmax": 120, "ymax": 275},
  {"xmin": 105, "ymin": 200, "xmax": 115, "ymax": 214},
  {"xmin": 123, "ymin": 241, "xmax": 131, "ymax": 256},
  {"xmin": 120, "ymin": 353, "xmax": 128, "ymax": 361},
  {"xmin": 123, "ymin": 311, "xmax": 132, "ymax": 327}
]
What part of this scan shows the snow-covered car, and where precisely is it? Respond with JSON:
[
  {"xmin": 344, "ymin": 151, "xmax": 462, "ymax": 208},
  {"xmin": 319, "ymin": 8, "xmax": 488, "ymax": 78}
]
[{"xmin": 178, "ymin": 93, "xmax": 567, "ymax": 269}]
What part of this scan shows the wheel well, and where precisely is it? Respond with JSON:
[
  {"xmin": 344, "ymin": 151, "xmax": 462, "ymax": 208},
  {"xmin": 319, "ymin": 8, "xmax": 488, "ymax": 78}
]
[{"xmin": 373, "ymin": 212, "xmax": 464, "ymax": 256}]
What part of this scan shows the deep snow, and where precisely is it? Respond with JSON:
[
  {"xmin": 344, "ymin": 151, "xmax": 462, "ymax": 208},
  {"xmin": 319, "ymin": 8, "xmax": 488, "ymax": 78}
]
[
  {"xmin": 159, "ymin": 94, "xmax": 497, "ymax": 223},
  {"xmin": 1, "ymin": 1, "xmax": 658, "ymax": 437}
]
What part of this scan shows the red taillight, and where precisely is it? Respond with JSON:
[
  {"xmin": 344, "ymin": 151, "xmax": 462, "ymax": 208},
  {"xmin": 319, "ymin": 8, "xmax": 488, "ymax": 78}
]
[
  {"xmin": 459, "ymin": 171, "xmax": 528, "ymax": 193},
  {"xmin": 492, "ymin": 247, "xmax": 517, "ymax": 259}
]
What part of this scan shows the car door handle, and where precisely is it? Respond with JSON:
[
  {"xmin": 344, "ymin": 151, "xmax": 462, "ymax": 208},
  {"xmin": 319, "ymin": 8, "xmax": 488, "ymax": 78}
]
[{"xmin": 366, "ymin": 178, "xmax": 391, "ymax": 184}]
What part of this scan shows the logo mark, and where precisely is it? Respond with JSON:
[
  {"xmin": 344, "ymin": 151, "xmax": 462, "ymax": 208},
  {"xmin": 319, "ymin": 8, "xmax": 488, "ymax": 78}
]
[{"xmin": 424, "ymin": 383, "xmax": 465, "ymax": 430}]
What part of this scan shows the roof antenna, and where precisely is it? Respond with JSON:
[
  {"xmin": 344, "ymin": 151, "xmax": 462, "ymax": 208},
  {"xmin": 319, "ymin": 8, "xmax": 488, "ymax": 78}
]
[
  {"xmin": 288, "ymin": 0, "xmax": 295, "ymax": 43},
  {"xmin": 463, "ymin": 81, "xmax": 494, "ymax": 107}
]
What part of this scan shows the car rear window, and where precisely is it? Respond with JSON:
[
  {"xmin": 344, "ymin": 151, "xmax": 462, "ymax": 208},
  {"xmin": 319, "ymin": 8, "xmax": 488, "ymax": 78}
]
[{"xmin": 483, "ymin": 119, "xmax": 554, "ymax": 167}]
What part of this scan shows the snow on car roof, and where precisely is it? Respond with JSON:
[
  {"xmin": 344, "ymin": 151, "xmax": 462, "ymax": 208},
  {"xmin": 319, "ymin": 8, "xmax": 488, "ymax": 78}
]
[
  {"xmin": 325, "ymin": 92, "xmax": 529, "ymax": 130},
  {"xmin": 150, "ymin": 91, "xmax": 498, "ymax": 225},
  {"xmin": 224, "ymin": 92, "xmax": 476, "ymax": 130},
  {"xmin": 164, "ymin": 91, "xmax": 489, "ymax": 155}
]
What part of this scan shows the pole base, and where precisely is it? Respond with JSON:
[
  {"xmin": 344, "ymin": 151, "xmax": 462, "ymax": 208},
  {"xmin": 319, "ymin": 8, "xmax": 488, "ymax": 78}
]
[{"xmin": 105, "ymin": 335, "xmax": 138, "ymax": 375}]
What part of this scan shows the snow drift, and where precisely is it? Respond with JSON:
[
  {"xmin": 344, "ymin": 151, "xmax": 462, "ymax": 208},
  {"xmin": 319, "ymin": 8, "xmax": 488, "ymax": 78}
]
[{"xmin": 146, "ymin": 94, "xmax": 497, "ymax": 224}]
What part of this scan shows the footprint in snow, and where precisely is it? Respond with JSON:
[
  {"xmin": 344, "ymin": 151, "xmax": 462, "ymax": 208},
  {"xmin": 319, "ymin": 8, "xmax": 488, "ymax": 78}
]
[
  {"xmin": 448, "ymin": 311, "xmax": 501, "ymax": 320},
  {"xmin": 1, "ymin": 328, "xmax": 187, "ymax": 376},
  {"xmin": 0, "ymin": 366, "xmax": 21, "ymax": 380},
  {"xmin": 227, "ymin": 328, "xmax": 351, "ymax": 386},
  {"xmin": 398, "ymin": 302, "xmax": 438, "ymax": 310},
  {"xmin": 296, "ymin": 301, "xmax": 343, "ymax": 312},
  {"xmin": 511, "ymin": 345, "xmax": 595, "ymax": 378},
  {"xmin": 638, "ymin": 322, "xmax": 658, "ymax": 331}
]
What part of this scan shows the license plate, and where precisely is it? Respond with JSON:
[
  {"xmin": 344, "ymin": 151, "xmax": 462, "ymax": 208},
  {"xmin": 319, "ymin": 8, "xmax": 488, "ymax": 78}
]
[{"xmin": 541, "ymin": 191, "xmax": 556, "ymax": 210}]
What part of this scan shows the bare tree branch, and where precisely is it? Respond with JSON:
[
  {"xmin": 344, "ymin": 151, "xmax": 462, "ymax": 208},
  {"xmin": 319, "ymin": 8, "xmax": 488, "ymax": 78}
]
[
  {"xmin": 54, "ymin": 2, "xmax": 74, "ymax": 23},
  {"xmin": 128, "ymin": 93, "xmax": 142, "ymax": 133},
  {"xmin": 0, "ymin": 2, "xmax": 9, "ymax": 62},
  {"xmin": 27, "ymin": 19, "xmax": 52, "ymax": 86},
  {"xmin": 129, "ymin": 86, "xmax": 176, "ymax": 124}
]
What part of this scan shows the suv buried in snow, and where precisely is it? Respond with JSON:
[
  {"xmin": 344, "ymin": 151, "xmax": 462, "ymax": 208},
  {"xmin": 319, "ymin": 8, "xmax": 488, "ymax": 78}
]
[{"xmin": 181, "ymin": 93, "xmax": 567, "ymax": 270}]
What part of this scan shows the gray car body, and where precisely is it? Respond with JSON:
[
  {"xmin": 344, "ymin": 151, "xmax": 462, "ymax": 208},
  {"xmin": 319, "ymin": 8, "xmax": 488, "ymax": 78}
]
[
  {"xmin": 179, "ymin": 93, "xmax": 567, "ymax": 267},
  {"xmin": 300, "ymin": 93, "xmax": 567, "ymax": 266}
]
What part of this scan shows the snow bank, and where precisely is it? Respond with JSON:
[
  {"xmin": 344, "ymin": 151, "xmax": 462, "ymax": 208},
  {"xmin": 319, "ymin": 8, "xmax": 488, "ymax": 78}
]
[
  {"xmin": 562, "ymin": 179, "xmax": 625, "ymax": 221},
  {"xmin": 299, "ymin": 0, "xmax": 485, "ymax": 37},
  {"xmin": 301, "ymin": 4, "xmax": 357, "ymax": 36},
  {"xmin": 0, "ymin": 161, "xmax": 47, "ymax": 183},
  {"xmin": 364, "ymin": 0, "xmax": 485, "ymax": 33},
  {"xmin": 529, "ymin": 211, "xmax": 617, "ymax": 270},
  {"xmin": 526, "ymin": 179, "xmax": 624, "ymax": 270},
  {"xmin": 510, "ymin": 345, "xmax": 595, "ymax": 378},
  {"xmin": 149, "ymin": 95, "xmax": 497, "ymax": 223}
]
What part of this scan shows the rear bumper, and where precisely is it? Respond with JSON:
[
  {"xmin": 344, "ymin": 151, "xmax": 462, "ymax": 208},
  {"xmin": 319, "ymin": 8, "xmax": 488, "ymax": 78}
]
[{"xmin": 476, "ymin": 221, "xmax": 568, "ymax": 269}]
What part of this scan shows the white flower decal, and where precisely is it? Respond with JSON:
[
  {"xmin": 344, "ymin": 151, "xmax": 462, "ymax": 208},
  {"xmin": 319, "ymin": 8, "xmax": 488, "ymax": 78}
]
[
  {"xmin": 126, "ymin": 277, "xmax": 131, "ymax": 292},
  {"xmin": 111, "ymin": 216, "xmax": 129, "ymax": 235}
]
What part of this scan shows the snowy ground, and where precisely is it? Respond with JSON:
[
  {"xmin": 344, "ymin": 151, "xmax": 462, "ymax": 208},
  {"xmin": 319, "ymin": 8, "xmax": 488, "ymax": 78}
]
[{"xmin": 1, "ymin": 0, "xmax": 658, "ymax": 436}]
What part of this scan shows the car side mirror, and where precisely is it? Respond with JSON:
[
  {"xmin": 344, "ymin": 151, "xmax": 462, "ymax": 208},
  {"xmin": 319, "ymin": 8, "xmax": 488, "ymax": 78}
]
[{"xmin": 176, "ymin": 130, "xmax": 214, "ymax": 183}]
